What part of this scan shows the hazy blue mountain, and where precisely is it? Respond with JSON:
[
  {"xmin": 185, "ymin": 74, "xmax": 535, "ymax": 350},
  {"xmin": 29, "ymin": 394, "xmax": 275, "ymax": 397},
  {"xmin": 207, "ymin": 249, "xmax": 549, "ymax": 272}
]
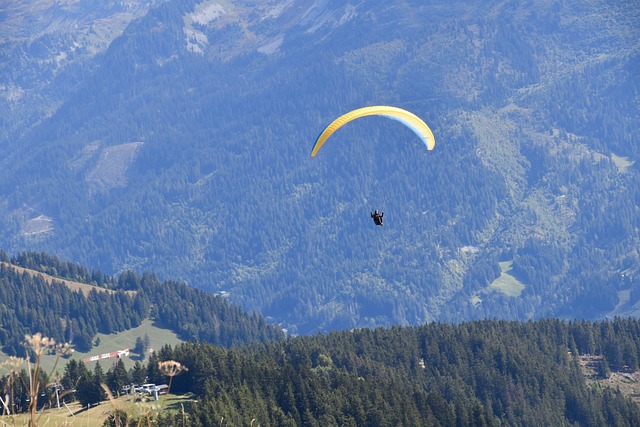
[
  {"xmin": 0, "ymin": 0, "xmax": 162, "ymax": 144},
  {"xmin": 0, "ymin": 0, "xmax": 639, "ymax": 334}
]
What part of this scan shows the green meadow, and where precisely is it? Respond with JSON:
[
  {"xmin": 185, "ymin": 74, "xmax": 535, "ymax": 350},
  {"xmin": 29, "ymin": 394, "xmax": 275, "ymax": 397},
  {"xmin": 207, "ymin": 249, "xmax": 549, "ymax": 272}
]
[{"xmin": 490, "ymin": 261, "xmax": 526, "ymax": 297}]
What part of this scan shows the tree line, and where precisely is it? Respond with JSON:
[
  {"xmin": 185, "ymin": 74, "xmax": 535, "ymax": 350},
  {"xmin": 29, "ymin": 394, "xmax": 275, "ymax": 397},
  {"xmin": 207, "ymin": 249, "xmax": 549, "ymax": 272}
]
[
  {"xmin": 5, "ymin": 317, "xmax": 638, "ymax": 426},
  {"xmin": 3, "ymin": 251, "xmax": 640, "ymax": 426},
  {"xmin": 0, "ymin": 251, "xmax": 283, "ymax": 356},
  {"xmin": 104, "ymin": 319, "xmax": 640, "ymax": 425}
]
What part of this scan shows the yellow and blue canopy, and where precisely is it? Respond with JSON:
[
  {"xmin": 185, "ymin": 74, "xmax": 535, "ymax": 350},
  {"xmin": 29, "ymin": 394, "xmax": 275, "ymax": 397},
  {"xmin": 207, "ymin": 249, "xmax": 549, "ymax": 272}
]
[{"xmin": 311, "ymin": 106, "xmax": 436, "ymax": 157}]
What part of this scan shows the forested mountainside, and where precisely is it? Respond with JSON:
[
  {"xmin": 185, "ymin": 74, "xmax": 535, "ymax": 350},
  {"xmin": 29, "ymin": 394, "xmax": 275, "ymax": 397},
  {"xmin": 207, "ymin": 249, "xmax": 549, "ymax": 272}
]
[
  {"xmin": 0, "ymin": 0, "xmax": 163, "ymax": 139},
  {"xmin": 0, "ymin": 0, "xmax": 639, "ymax": 334},
  {"xmin": 40, "ymin": 319, "xmax": 640, "ymax": 426},
  {"xmin": 0, "ymin": 251, "xmax": 282, "ymax": 355},
  {"xmin": 178, "ymin": 319, "xmax": 640, "ymax": 426}
]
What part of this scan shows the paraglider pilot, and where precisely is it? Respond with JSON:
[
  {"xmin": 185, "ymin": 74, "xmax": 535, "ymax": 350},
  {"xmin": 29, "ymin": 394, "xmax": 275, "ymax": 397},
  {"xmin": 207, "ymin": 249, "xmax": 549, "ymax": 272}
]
[{"xmin": 371, "ymin": 210, "xmax": 384, "ymax": 226}]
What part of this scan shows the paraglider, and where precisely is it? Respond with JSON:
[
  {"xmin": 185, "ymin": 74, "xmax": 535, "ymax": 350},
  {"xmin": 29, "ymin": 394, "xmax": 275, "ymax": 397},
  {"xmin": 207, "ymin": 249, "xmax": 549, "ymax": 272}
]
[
  {"xmin": 311, "ymin": 106, "xmax": 436, "ymax": 226},
  {"xmin": 371, "ymin": 210, "xmax": 384, "ymax": 226},
  {"xmin": 310, "ymin": 105, "xmax": 436, "ymax": 157}
]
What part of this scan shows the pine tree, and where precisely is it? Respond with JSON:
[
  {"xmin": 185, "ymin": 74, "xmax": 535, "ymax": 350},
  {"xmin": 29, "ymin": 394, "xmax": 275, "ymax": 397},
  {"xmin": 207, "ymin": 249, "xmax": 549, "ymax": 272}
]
[{"xmin": 130, "ymin": 361, "xmax": 146, "ymax": 386}]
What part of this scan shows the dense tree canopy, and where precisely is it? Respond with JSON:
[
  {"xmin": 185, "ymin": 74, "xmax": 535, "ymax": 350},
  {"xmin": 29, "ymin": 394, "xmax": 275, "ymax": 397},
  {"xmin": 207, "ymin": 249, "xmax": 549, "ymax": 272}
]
[
  {"xmin": 126, "ymin": 319, "xmax": 640, "ymax": 426},
  {"xmin": 0, "ymin": 0, "xmax": 638, "ymax": 334},
  {"xmin": 0, "ymin": 251, "xmax": 282, "ymax": 355}
]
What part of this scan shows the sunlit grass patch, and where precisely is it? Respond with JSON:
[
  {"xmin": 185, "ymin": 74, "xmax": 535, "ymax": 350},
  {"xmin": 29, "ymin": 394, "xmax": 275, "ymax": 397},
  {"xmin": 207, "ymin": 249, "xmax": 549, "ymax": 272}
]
[
  {"xmin": 612, "ymin": 153, "xmax": 635, "ymax": 173},
  {"xmin": 490, "ymin": 261, "xmax": 525, "ymax": 297},
  {"xmin": 0, "ymin": 318, "xmax": 184, "ymax": 375},
  {"xmin": 1, "ymin": 393, "xmax": 196, "ymax": 427}
]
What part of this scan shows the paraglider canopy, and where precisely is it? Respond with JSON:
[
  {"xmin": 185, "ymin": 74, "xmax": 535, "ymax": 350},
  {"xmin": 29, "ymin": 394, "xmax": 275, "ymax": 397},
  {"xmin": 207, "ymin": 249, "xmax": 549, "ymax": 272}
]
[{"xmin": 311, "ymin": 106, "xmax": 436, "ymax": 157}]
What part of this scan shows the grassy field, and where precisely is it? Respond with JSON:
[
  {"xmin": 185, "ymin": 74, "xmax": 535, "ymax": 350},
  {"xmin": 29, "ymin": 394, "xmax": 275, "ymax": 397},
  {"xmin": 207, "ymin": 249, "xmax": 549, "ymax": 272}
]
[
  {"xmin": 0, "ymin": 319, "xmax": 185, "ymax": 376},
  {"xmin": 1, "ymin": 262, "xmax": 184, "ymax": 374},
  {"xmin": 612, "ymin": 153, "xmax": 635, "ymax": 174},
  {"xmin": 77, "ymin": 318, "xmax": 184, "ymax": 370},
  {"xmin": 0, "ymin": 393, "xmax": 196, "ymax": 427},
  {"xmin": 489, "ymin": 261, "xmax": 525, "ymax": 297},
  {"xmin": 606, "ymin": 289, "xmax": 640, "ymax": 319}
]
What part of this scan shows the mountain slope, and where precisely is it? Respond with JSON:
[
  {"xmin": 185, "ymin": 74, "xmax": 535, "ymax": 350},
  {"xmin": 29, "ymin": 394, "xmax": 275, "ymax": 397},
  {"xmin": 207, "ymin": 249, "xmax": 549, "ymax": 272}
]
[
  {"xmin": 161, "ymin": 318, "xmax": 640, "ymax": 426},
  {"xmin": 0, "ymin": 0, "xmax": 162, "ymax": 145},
  {"xmin": 0, "ymin": 0, "xmax": 639, "ymax": 333},
  {"xmin": 0, "ymin": 251, "xmax": 283, "ymax": 355}
]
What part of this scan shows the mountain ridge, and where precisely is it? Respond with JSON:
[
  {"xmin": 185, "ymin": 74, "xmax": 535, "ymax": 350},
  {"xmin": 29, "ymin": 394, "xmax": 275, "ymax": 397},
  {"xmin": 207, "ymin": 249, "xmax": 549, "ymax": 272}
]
[
  {"xmin": 0, "ymin": 251, "xmax": 283, "ymax": 355},
  {"xmin": 0, "ymin": 0, "xmax": 638, "ymax": 333},
  {"xmin": 0, "ymin": 261, "xmax": 131, "ymax": 297}
]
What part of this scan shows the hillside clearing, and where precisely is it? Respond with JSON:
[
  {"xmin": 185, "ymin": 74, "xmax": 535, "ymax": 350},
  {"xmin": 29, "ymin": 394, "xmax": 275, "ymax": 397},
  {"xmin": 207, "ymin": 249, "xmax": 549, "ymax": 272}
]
[
  {"xmin": 580, "ymin": 355, "xmax": 640, "ymax": 406},
  {"xmin": 612, "ymin": 153, "xmax": 635, "ymax": 173},
  {"xmin": 489, "ymin": 261, "xmax": 525, "ymax": 297},
  {"xmin": 74, "ymin": 318, "xmax": 184, "ymax": 369},
  {"xmin": 0, "ymin": 319, "xmax": 184, "ymax": 375}
]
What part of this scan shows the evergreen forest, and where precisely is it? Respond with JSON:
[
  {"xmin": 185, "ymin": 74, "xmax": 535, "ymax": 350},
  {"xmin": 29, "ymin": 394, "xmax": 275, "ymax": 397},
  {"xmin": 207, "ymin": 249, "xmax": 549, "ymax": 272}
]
[
  {"xmin": 0, "ymin": 0, "xmax": 638, "ymax": 334},
  {"xmin": 5, "ymin": 317, "xmax": 640, "ymax": 426},
  {"xmin": 2, "ymin": 2, "xmax": 640, "ymax": 423},
  {"xmin": 0, "ymin": 251, "xmax": 282, "ymax": 356}
]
